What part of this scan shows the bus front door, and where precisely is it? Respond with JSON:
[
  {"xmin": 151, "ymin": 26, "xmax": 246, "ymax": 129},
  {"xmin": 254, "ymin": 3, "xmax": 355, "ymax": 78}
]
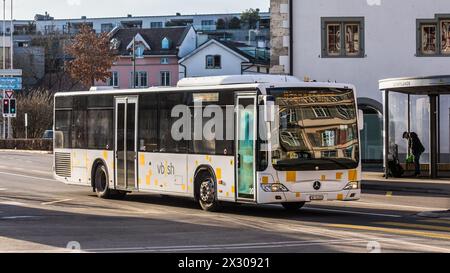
[
  {"xmin": 235, "ymin": 95, "xmax": 257, "ymax": 202},
  {"xmin": 115, "ymin": 97, "xmax": 138, "ymax": 191}
]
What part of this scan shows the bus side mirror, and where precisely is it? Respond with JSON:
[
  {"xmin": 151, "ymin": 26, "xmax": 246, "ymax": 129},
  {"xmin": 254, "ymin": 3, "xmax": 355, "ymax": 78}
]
[
  {"xmin": 264, "ymin": 100, "xmax": 275, "ymax": 122},
  {"xmin": 358, "ymin": 110, "xmax": 364, "ymax": 131}
]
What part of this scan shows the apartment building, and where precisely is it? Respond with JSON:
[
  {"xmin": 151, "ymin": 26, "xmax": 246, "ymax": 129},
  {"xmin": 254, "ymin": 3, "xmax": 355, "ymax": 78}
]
[
  {"xmin": 270, "ymin": 0, "xmax": 450, "ymax": 168},
  {"xmin": 95, "ymin": 26, "xmax": 197, "ymax": 89}
]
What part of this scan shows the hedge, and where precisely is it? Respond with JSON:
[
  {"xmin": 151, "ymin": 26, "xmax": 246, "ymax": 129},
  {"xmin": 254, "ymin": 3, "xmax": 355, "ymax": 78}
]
[{"xmin": 0, "ymin": 139, "xmax": 53, "ymax": 151}]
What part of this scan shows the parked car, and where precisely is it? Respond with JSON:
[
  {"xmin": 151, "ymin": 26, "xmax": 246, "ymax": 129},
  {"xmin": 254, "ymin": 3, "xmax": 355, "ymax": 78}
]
[{"xmin": 42, "ymin": 130, "xmax": 53, "ymax": 140}]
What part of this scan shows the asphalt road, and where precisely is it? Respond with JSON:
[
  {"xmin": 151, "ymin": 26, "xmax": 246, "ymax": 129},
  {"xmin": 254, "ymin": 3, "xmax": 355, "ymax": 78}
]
[{"xmin": 0, "ymin": 151, "xmax": 449, "ymax": 253}]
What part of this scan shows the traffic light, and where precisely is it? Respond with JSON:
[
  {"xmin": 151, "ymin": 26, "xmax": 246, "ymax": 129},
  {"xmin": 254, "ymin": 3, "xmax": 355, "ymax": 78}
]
[
  {"xmin": 2, "ymin": 99, "xmax": 9, "ymax": 115},
  {"xmin": 9, "ymin": 99, "xmax": 16, "ymax": 116}
]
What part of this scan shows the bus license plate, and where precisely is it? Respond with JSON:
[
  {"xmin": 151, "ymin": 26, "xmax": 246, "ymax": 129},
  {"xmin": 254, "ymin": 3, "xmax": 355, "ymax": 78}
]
[{"xmin": 310, "ymin": 195, "xmax": 324, "ymax": 201}]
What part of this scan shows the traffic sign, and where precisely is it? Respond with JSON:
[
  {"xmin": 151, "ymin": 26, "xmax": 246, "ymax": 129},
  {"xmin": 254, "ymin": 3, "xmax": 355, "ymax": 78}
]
[
  {"xmin": 5, "ymin": 90, "xmax": 14, "ymax": 99},
  {"xmin": 0, "ymin": 77, "xmax": 22, "ymax": 90}
]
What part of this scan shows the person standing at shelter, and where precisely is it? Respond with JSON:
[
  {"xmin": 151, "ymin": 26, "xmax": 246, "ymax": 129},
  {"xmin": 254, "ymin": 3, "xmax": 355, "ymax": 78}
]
[{"xmin": 403, "ymin": 132, "xmax": 426, "ymax": 177}]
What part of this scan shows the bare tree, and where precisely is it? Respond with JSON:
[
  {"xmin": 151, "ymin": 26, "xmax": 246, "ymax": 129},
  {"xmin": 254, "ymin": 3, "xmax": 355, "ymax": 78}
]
[{"xmin": 11, "ymin": 89, "xmax": 54, "ymax": 139}]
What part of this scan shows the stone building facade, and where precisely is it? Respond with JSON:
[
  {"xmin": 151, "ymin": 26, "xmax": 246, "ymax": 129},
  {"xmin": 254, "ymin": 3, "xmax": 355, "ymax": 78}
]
[{"xmin": 269, "ymin": 0, "xmax": 290, "ymax": 74}]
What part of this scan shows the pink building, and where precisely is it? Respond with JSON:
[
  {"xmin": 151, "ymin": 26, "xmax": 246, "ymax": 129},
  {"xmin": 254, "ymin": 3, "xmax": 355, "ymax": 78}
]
[{"xmin": 96, "ymin": 26, "xmax": 197, "ymax": 89}]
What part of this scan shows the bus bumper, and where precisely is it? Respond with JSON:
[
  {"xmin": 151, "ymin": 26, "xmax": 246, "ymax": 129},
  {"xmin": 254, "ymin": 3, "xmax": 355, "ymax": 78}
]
[{"xmin": 258, "ymin": 189, "xmax": 361, "ymax": 204}]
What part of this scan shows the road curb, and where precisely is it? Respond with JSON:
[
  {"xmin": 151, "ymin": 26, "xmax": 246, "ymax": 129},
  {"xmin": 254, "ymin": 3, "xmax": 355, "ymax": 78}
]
[
  {"xmin": 362, "ymin": 180, "xmax": 450, "ymax": 196},
  {"xmin": 0, "ymin": 149, "xmax": 53, "ymax": 154}
]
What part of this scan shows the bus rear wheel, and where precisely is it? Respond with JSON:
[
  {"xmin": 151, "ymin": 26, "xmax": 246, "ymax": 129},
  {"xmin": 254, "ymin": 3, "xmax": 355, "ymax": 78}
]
[
  {"xmin": 282, "ymin": 202, "xmax": 306, "ymax": 212},
  {"xmin": 197, "ymin": 173, "xmax": 221, "ymax": 212},
  {"xmin": 94, "ymin": 164, "xmax": 111, "ymax": 199}
]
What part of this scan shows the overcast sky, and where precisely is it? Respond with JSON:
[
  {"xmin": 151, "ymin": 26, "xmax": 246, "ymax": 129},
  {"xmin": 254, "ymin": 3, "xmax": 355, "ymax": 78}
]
[{"xmin": 11, "ymin": 0, "xmax": 269, "ymax": 20}]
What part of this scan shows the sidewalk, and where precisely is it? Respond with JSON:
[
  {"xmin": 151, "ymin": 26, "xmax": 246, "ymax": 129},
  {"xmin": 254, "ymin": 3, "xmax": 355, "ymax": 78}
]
[{"xmin": 362, "ymin": 172, "xmax": 450, "ymax": 196}]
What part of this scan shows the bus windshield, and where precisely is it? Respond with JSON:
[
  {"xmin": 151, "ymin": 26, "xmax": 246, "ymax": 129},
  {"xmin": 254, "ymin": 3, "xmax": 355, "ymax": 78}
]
[{"xmin": 268, "ymin": 88, "xmax": 360, "ymax": 171}]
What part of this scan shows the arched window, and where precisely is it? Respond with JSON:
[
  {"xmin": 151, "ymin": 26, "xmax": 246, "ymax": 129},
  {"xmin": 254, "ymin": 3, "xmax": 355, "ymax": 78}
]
[{"xmin": 162, "ymin": 37, "xmax": 170, "ymax": 49}]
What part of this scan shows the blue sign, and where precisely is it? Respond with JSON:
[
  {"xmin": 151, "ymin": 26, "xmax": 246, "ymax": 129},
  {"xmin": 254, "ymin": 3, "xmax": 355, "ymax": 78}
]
[{"xmin": 0, "ymin": 77, "xmax": 22, "ymax": 90}]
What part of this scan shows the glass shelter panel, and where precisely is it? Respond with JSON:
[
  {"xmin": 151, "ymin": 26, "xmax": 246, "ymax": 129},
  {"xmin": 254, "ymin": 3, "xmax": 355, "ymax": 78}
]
[{"xmin": 388, "ymin": 92, "xmax": 409, "ymax": 163}]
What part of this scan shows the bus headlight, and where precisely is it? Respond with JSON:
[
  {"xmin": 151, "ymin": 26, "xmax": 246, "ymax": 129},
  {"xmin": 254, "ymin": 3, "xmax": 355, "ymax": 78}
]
[
  {"xmin": 344, "ymin": 181, "xmax": 360, "ymax": 190},
  {"xmin": 261, "ymin": 183, "xmax": 289, "ymax": 192}
]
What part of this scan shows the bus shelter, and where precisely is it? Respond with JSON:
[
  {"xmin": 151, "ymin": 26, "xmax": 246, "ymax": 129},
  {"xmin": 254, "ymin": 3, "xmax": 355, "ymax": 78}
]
[{"xmin": 379, "ymin": 75, "xmax": 450, "ymax": 179}]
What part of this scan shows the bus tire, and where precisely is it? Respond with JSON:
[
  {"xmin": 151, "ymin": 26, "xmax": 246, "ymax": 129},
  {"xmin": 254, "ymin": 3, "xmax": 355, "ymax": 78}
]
[
  {"xmin": 282, "ymin": 202, "xmax": 305, "ymax": 211},
  {"xmin": 196, "ymin": 172, "xmax": 221, "ymax": 212},
  {"xmin": 94, "ymin": 164, "xmax": 111, "ymax": 199}
]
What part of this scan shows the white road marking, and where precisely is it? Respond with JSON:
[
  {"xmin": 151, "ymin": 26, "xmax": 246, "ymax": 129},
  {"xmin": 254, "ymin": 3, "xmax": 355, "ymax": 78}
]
[
  {"xmin": 41, "ymin": 199, "xmax": 73, "ymax": 206},
  {"xmin": 0, "ymin": 166, "xmax": 50, "ymax": 175},
  {"xmin": 1, "ymin": 216, "xmax": 40, "ymax": 220},
  {"xmin": 355, "ymin": 201, "xmax": 448, "ymax": 212},
  {"xmin": 0, "ymin": 188, "xmax": 7, "ymax": 191},
  {"xmin": 86, "ymin": 239, "xmax": 371, "ymax": 253},
  {"xmin": 0, "ymin": 171, "xmax": 55, "ymax": 182},
  {"xmin": 85, "ymin": 235, "xmax": 450, "ymax": 253},
  {"xmin": 302, "ymin": 206, "xmax": 402, "ymax": 218},
  {"xmin": 0, "ymin": 201, "xmax": 27, "ymax": 206}
]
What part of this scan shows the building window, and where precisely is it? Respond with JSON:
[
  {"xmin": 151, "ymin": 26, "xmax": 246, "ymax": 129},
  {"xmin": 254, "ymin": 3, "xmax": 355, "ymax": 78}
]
[
  {"xmin": 135, "ymin": 45, "xmax": 145, "ymax": 58},
  {"xmin": 162, "ymin": 37, "xmax": 170, "ymax": 49},
  {"xmin": 160, "ymin": 57, "xmax": 169, "ymax": 64},
  {"xmin": 421, "ymin": 24, "xmax": 437, "ymax": 55},
  {"xmin": 326, "ymin": 24, "xmax": 341, "ymax": 56},
  {"xmin": 321, "ymin": 130, "xmax": 336, "ymax": 147},
  {"xmin": 108, "ymin": 71, "xmax": 119, "ymax": 87},
  {"xmin": 206, "ymin": 55, "xmax": 221, "ymax": 69},
  {"xmin": 160, "ymin": 71, "xmax": 170, "ymax": 86},
  {"xmin": 345, "ymin": 24, "xmax": 360, "ymax": 56},
  {"xmin": 132, "ymin": 71, "xmax": 148, "ymax": 88},
  {"xmin": 336, "ymin": 105, "xmax": 354, "ymax": 119},
  {"xmin": 441, "ymin": 20, "xmax": 450, "ymax": 54},
  {"xmin": 101, "ymin": 23, "xmax": 114, "ymax": 33},
  {"xmin": 150, "ymin": 22, "xmax": 163, "ymax": 28},
  {"xmin": 321, "ymin": 17, "xmax": 365, "ymax": 58},
  {"xmin": 312, "ymin": 106, "xmax": 330, "ymax": 118},
  {"xmin": 201, "ymin": 20, "xmax": 215, "ymax": 30},
  {"xmin": 417, "ymin": 15, "xmax": 450, "ymax": 57}
]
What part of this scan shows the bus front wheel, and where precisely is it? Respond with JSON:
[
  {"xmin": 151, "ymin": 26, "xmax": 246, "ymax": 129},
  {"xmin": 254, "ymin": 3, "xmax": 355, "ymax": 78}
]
[
  {"xmin": 196, "ymin": 173, "xmax": 221, "ymax": 212},
  {"xmin": 282, "ymin": 202, "xmax": 305, "ymax": 212},
  {"xmin": 94, "ymin": 164, "xmax": 111, "ymax": 199}
]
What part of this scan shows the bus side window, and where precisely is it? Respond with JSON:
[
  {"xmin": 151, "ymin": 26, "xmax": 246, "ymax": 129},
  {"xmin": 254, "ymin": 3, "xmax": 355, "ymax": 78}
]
[
  {"xmin": 159, "ymin": 92, "xmax": 187, "ymax": 153},
  {"xmin": 87, "ymin": 109, "xmax": 113, "ymax": 150},
  {"xmin": 55, "ymin": 110, "xmax": 72, "ymax": 149},
  {"xmin": 71, "ymin": 96, "xmax": 87, "ymax": 149},
  {"xmin": 139, "ymin": 94, "xmax": 159, "ymax": 152}
]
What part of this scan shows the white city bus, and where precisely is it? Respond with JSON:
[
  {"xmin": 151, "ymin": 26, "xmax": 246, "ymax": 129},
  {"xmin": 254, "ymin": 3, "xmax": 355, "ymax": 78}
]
[{"xmin": 53, "ymin": 75, "xmax": 362, "ymax": 211}]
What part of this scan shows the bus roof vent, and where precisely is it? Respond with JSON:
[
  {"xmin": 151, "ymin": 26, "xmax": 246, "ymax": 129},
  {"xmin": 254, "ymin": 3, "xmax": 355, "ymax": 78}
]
[{"xmin": 177, "ymin": 75, "xmax": 302, "ymax": 88}]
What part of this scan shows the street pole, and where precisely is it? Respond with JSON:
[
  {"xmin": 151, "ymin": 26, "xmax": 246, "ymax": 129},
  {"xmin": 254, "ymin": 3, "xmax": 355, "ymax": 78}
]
[
  {"xmin": 7, "ymin": 0, "xmax": 11, "ymax": 139},
  {"xmin": 132, "ymin": 36, "xmax": 136, "ymax": 89},
  {"xmin": 2, "ymin": 0, "xmax": 5, "ymax": 139},
  {"xmin": 24, "ymin": 112, "xmax": 27, "ymax": 139},
  {"xmin": 9, "ymin": 0, "xmax": 12, "ymax": 69}
]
